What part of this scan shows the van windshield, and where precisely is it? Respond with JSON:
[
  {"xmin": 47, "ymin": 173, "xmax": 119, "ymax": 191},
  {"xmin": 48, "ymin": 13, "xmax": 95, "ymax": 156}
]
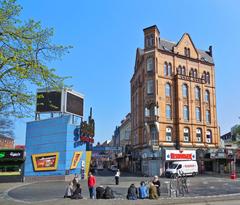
[{"xmin": 169, "ymin": 164, "xmax": 178, "ymax": 169}]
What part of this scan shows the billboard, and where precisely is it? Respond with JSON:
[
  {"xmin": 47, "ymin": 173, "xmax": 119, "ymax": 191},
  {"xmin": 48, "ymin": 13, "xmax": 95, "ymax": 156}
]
[
  {"xmin": 0, "ymin": 150, "xmax": 24, "ymax": 160},
  {"xmin": 165, "ymin": 150, "xmax": 196, "ymax": 161},
  {"xmin": 66, "ymin": 92, "xmax": 83, "ymax": 117},
  {"xmin": 36, "ymin": 91, "xmax": 62, "ymax": 112},
  {"xmin": 70, "ymin": 151, "xmax": 82, "ymax": 169},
  {"xmin": 36, "ymin": 89, "xmax": 84, "ymax": 117},
  {"xmin": 32, "ymin": 152, "xmax": 59, "ymax": 171}
]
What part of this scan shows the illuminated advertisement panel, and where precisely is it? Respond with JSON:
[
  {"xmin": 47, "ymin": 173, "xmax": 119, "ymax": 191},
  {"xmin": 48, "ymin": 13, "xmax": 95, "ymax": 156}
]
[
  {"xmin": 32, "ymin": 152, "xmax": 59, "ymax": 171},
  {"xmin": 70, "ymin": 151, "xmax": 82, "ymax": 169}
]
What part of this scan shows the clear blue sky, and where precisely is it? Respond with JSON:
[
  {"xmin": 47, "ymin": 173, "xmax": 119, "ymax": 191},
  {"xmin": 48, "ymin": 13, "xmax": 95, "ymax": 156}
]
[{"xmin": 15, "ymin": 0, "xmax": 240, "ymax": 145}]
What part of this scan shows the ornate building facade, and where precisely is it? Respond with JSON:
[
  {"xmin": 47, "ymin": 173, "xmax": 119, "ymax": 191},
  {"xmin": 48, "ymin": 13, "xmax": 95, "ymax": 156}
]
[{"xmin": 130, "ymin": 25, "xmax": 219, "ymax": 176}]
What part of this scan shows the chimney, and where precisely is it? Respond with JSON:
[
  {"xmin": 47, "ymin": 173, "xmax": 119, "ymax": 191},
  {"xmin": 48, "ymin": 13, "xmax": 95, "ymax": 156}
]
[{"xmin": 209, "ymin": 46, "xmax": 213, "ymax": 57}]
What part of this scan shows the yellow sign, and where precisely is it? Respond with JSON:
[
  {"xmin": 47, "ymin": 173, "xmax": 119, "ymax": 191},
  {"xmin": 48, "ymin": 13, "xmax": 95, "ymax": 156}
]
[
  {"xmin": 32, "ymin": 152, "xmax": 59, "ymax": 171},
  {"xmin": 70, "ymin": 151, "xmax": 83, "ymax": 169}
]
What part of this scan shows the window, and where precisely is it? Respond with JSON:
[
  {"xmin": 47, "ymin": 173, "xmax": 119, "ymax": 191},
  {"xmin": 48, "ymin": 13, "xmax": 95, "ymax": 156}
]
[
  {"xmin": 149, "ymin": 104, "xmax": 155, "ymax": 116},
  {"xmin": 164, "ymin": 62, "xmax": 168, "ymax": 76},
  {"xmin": 195, "ymin": 107, "xmax": 201, "ymax": 122},
  {"xmin": 189, "ymin": 68, "xmax": 194, "ymax": 76},
  {"xmin": 183, "ymin": 127, "xmax": 190, "ymax": 142},
  {"xmin": 182, "ymin": 84, "xmax": 188, "ymax": 98},
  {"xmin": 184, "ymin": 47, "xmax": 188, "ymax": 56},
  {"xmin": 206, "ymin": 72, "xmax": 210, "ymax": 84},
  {"xmin": 205, "ymin": 90, "xmax": 210, "ymax": 103},
  {"xmin": 147, "ymin": 79, "xmax": 154, "ymax": 94},
  {"xmin": 147, "ymin": 57, "xmax": 153, "ymax": 72},
  {"xmin": 183, "ymin": 105, "xmax": 189, "ymax": 121},
  {"xmin": 165, "ymin": 83, "xmax": 171, "ymax": 97},
  {"xmin": 206, "ymin": 130, "xmax": 212, "ymax": 143},
  {"xmin": 194, "ymin": 69, "xmax": 198, "ymax": 78},
  {"xmin": 187, "ymin": 48, "xmax": 190, "ymax": 57},
  {"xmin": 166, "ymin": 104, "xmax": 171, "ymax": 120},
  {"xmin": 202, "ymin": 71, "xmax": 206, "ymax": 82},
  {"xmin": 182, "ymin": 66, "xmax": 186, "ymax": 75},
  {"xmin": 178, "ymin": 65, "xmax": 182, "ymax": 75},
  {"xmin": 146, "ymin": 34, "xmax": 154, "ymax": 48},
  {"xmin": 196, "ymin": 128, "xmax": 202, "ymax": 142},
  {"xmin": 168, "ymin": 63, "xmax": 172, "ymax": 76},
  {"xmin": 195, "ymin": 86, "xmax": 201, "ymax": 100},
  {"xmin": 145, "ymin": 107, "xmax": 150, "ymax": 117},
  {"xmin": 166, "ymin": 127, "xmax": 172, "ymax": 142},
  {"xmin": 150, "ymin": 125, "xmax": 157, "ymax": 145},
  {"xmin": 206, "ymin": 110, "xmax": 211, "ymax": 123}
]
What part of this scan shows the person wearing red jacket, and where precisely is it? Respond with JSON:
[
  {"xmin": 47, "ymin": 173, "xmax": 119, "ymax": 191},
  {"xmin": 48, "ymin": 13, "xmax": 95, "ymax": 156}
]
[{"xmin": 88, "ymin": 172, "xmax": 96, "ymax": 199}]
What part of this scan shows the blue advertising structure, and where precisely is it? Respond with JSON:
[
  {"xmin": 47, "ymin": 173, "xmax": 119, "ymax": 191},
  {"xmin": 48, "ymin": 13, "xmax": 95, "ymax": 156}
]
[{"xmin": 24, "ymin": 115, "xmax": 88, "ymax": 181}]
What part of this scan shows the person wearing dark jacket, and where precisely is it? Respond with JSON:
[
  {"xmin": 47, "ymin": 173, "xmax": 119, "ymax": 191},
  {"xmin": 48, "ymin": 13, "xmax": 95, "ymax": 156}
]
[
  {"xmin": 71, "ymin": 183, "xmax": 83, "ymax": 199},
  {"xmin": 96, "ymin": 186, "xmax": 105, "ymax": 199},
  {"xmin": 126, "ymin": 184, "xmax": 138, "ymax": 200},
  {"xmin": 152, "ymin": 175, "xmax": 161, "ymax": 196},
  {"xmin": 103, "ymin": 186, "xmax": 115, "ymax": 199}
]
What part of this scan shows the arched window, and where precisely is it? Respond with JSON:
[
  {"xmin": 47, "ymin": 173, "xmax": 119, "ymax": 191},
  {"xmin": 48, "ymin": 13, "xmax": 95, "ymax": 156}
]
[
  {"xmin": 205, "ymin": 90, "xmax": 210, "ymax": 103},
  {"xmin": 150, "ymin": 125, "xmax": 157, "ymax": 145},
  {"xmin": 147, "ymin": 57, "xmax": 153, "ymax": 72},
  {"xmin": 165, "ymin": 83, "xmax": 171, "ymax": 97},
  {"xmin": 182, "ymin": 84, "xmax": 188, "ymax": 98},
  {"xmin": 187, "ymin": 48, "xmax": 190, "ymax": 57},
  {"xmin": 206, "ymin": 72, "xmax": 210, "ymax": 84},
  {"xmin": 183, "ymin": 105, "xmax": 189, "ymax": 121},
  {"xmin": 206, "ymin": 130, "xmax": 212, "ymax": 143},
  {"xmin": 202, "ymin": 71, "xmax": 206, "ymax": 82},
  {"xmin": 166, "ymin": 104, "xmax": 171, "ymax": 120},
  {"xmin": 168, "ymin": 63, "xmax": 172, "ymax": 76},
  {"xmin": 189, "ymin": 68, "xmax": 194, "ymax": 76},
  {"xmin": 206, "ymin": 110, "xmax": 211, "ymax": 123},
  {"xmin": 195, "ymin": 86, "xmax": 201, "ymax": 100},
  {"xmin": 166, "ymin": 127, "xmax": 172, "ymax": 142},
  {"xmin": 196, "ymin": 128, "xmax": 202, "ymax": 142},
  {"xmin": 184, "ymin": 47, "xmax": 188, "ymax": 56},
  {"xmin": 182, "ymin": 66, "xmax": 186, "ymax": 75},
  {"xmin": 183, "ymin": 127, "xmax": 190, "ymax": 142},
  {"xmin": 195, "ymin": 107, "xmax": 201, "ymax": 122},
  {"xmin": 178, "ymin": 65, "xmax": 182, "ymax": 75},
  {"xmin": 164, "ymin": 62, "xmax": 168, "ymax": 76},
  {"xmin": 194, "ymin": 69, "xmax": 198, "ymax": 78}
]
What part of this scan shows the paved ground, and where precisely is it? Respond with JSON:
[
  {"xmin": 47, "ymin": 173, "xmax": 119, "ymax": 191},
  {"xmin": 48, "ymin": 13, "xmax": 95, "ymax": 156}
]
[{"xmin": 1, "ymin": 170, "xmax": 240, "ymax": 205}]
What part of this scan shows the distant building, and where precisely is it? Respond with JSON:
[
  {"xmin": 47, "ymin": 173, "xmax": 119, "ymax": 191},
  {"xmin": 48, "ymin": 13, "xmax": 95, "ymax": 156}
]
[
  {"xmin": 0, "ymin": 134, "xmax": 14, "ymax": 149},
  {"xmin": 119, "ymin": 113, "xmax": 131, "ymax": 153},
  {"xmin": 130, "ymin": 25, "xmax": 220, "ymax": 176}
]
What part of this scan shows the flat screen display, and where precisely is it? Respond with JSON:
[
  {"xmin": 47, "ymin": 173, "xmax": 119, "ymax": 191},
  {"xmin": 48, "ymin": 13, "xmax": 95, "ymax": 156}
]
[
  {"xmin": 66, "ymin": 92, "xmax": 83, "ymax": 116},
  {"xmin": 36, "ymin": 91, "xmax": 62, "ymax": 112}
]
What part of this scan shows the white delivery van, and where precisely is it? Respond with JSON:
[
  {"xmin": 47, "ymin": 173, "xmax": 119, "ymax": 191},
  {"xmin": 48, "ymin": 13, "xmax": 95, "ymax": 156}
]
[{"xmin": 165, "ymin": 161, "xmax": 198, "ymax": 178}]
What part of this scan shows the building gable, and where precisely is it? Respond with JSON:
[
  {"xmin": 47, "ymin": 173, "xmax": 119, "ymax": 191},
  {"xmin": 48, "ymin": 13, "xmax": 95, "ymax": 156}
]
[{"xmin": 174, "ymin": 33, "xmax": 198, "ymax": 59}]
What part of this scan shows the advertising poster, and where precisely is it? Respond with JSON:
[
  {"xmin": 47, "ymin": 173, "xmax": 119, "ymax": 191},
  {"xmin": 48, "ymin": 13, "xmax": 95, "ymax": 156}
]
[
  {"xmin": 32, "ymin": 152, "xmax": 59, "ymax": 171},
  {"xmin": 70, "ymin": 151, "xmax": 82, "ymax": 169}
]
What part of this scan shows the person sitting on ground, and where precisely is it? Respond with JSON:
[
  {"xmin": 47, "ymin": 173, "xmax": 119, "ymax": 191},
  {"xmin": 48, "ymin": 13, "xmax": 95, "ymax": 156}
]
[
  {"xmin": 126, "ymin": 184, "xmax": 138, "ymax": 200},
  {"xmin": 64, "ymin": 181, "xmax": 74, "ymax": 198},
  {"xmin": 71, "ymin": 183, "xmax": 83, "ymax": 199},
  {"xmin": 103, "ymin": 186, "xmax": 115, "ymax": 199},
  {"xmin": 72, "ymin": 174, "xmax": 80, "ymax": 191},
  {"xmin": 138, "ymin": 181, "xmax": 148, "ymax": 199},
  {"xmin": 96, "ymin": 185, "xmax": 105, "ymax": 199},
  {"xmin": 152, "ymin": 175, "xmax": 161, "ymax": 196},
  {"xmin": 149, "ymin": 182, "xmax": 158, "ymax": 200}
]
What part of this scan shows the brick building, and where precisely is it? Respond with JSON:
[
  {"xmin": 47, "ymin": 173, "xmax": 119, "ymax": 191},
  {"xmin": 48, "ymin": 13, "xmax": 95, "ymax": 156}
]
[
  {"xmin": 130, "ymin": 25, "xmax": 219, "ymax": 176},
  {"xmin": 0, "ymin": 134, "xmax": 14, "ymax": 149}
]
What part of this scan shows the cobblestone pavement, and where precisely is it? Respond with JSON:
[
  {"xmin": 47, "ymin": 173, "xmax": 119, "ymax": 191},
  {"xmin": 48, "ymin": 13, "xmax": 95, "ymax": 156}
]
[{"xmin": 1, "ymin": 170, "xmax": 240, "ymax": 205}]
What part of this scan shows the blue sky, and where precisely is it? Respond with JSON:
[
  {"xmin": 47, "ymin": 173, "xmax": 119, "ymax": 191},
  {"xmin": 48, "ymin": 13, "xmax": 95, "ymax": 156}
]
[{"xmin": 15, "ymin": 0, "xmax": 240, "ymax": 145}]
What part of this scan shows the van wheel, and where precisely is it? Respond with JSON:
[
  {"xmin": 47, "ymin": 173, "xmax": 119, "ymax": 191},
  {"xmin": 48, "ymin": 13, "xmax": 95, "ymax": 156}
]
[
  {"xmin": 172, "ymin": 173, "xmax": 178, "ymax": 178},
  {"xmin": 192, "ymin": 172, "xmax": 197, "ymax": 177}
]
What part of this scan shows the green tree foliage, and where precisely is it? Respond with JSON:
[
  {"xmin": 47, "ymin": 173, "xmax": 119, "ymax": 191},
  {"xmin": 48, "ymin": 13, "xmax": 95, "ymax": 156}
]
[{"xmin": 0, "ymin": 0, "xmax": 72, "ymax": 117}]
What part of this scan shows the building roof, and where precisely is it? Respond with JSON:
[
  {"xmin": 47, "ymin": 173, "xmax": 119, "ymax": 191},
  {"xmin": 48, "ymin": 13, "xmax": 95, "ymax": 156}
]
[{"xmin": 159, "ymin": 39, "xmax": 214, "ymax": 64}]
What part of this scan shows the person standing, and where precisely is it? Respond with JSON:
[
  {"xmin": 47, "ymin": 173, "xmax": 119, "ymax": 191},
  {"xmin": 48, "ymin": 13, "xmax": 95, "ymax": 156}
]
[
  {"xmin": 152, "ymin": 175, "xmax": 161, "ymax": 196},
  {"xmin": 88, "ymin": 172, "xmax": 96, "ymax": 199},
  {"xmin": 115, "ymin": 169, "xmax": 120, "ymax": 185}
]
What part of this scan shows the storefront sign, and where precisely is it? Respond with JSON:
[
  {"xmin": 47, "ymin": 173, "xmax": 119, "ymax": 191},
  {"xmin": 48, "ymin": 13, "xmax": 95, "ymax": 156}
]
[
  {"xmin": 32, "ymin": 152, "xmax": 59, "ymax": 171},
  {"xmin": 0, "ymin": 150, "xmax": 24, "ymax": 160},
  {"xmin": 70, "ymin": 151, "xmax": 82, "ymax": 169},
  {"xmin": 165, "ymin": 150, "xmax": 196, "ymax": 161}
]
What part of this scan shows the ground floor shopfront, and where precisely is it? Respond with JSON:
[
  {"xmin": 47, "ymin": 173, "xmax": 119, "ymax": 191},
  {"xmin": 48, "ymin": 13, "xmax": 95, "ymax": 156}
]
[
  {"xmin": 130, "ymin": 147, "xmax": 223, "ymax": 177},
  {"xmin": 0, "ymin": 149, "xmax": 25, "ymax": 182}
]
